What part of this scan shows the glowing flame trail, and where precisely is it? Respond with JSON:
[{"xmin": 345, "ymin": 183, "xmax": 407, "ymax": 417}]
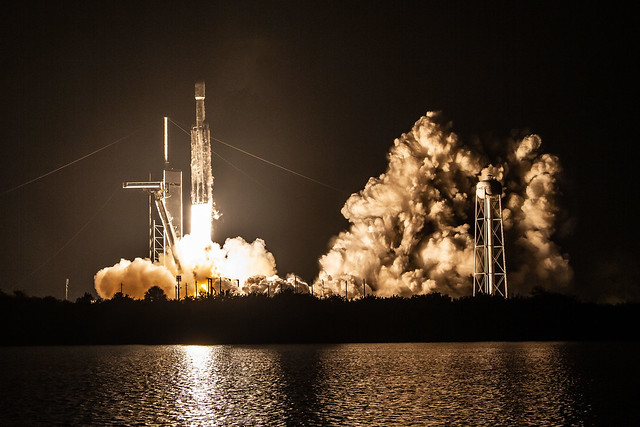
[{"xmin": 191, "ymin": 202, "xmax": 213, "ymax": 243}]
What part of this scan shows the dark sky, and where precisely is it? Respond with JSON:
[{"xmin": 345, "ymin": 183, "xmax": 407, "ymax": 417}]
[{"xmin": 1, "ymin": 1, "xmax": 636, "ymax": 301}]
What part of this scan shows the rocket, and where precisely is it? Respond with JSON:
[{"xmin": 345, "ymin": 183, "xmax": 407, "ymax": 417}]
[
  {"xmin": 190, "ymin": 81, "xmax": 213, "ymax": 207},
  {"xmin": 189, "ymin": 81, "xmax": 220, "ymax": 239}
]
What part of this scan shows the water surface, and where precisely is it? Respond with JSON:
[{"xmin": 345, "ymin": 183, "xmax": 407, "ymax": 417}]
[{"xmin": 0, "ymin": 342, "xmax": 637, "ymax": 425}]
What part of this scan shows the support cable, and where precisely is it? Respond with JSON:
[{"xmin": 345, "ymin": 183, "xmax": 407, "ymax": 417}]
[
  {"xmin": 17, "ymin": 187, "xmax": 120, "ymax": 287},
  {"xmin": 1, "ymin": 128, "xmax": 142, "ymax": 197},
  {"xmin": 212, "ymin": 150, "xmax": 268, "ymax": 190},
  {"xmin": 167, "ymin": 118, "xmax": 347, "ymax": 195}
]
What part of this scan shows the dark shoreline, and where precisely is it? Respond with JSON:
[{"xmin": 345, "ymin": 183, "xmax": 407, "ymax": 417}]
[{"xmin": 2, "ymin": 291, "xmax": 638, "ymax": 345}]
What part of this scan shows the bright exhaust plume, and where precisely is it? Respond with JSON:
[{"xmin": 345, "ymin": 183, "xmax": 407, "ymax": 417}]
[
  {"xmin": 190, "ymin": 202, "xmax": 212, "ymax": 241},
  {"xmin": 94, "ymin": 234, "xmax": 281, "ymax": 299}
]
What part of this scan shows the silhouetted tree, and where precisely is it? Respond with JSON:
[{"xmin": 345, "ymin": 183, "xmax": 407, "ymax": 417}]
[
  {"xmin": 76, "ymin": 292, "xmax": 94, "ymax": 304},
  {"xmin": 144, "ymin": 285, "xmax": 168, "ymax": 302},
  {"xmin": 111, "ymin": 292, "xmax": 133, "ymax": 301},
  {"xmin": 1, "ymin": 290, "xmax": 638, "ymax": 345},
  {"xmin": 111, "ymin": 291, "xmax": 132, "ymax": 301},
  {"xmin": 13, "ymin": 290, "xmax": 27, "ymax": 299}
]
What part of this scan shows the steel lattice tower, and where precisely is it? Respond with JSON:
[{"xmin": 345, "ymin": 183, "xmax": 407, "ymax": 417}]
[{"xmin": 473, "ymin": 175, "xmax": 508, "ymax": 297}]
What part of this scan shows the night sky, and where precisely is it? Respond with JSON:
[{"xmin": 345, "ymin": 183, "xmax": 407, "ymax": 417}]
[{"xmin": 1, "ymin": 1, "xmax": 636, "ymax": 301}]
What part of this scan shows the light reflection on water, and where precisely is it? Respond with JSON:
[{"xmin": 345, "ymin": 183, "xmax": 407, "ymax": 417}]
[{"xmin": 0, "ymin": 342, "xmax": 637, "ymax": 425}]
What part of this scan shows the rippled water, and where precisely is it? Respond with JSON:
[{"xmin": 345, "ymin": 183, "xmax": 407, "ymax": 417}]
[{"xmin": 0, "ymin": 342, "xmax": 637, "ymax": 425}]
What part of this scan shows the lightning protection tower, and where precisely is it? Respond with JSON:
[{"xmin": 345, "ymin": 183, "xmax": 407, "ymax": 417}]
[{"xmin": 473, "ymin": 175, "xmax": 508, "ymax": 297}]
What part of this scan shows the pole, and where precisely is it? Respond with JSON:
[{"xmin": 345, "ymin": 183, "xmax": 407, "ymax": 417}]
[
  {"xmin": 485, "ymin": 196, "xmax": 495, "ymax": 295},
  {"xmin": 163, "ymin": 116, "xmax": 169, "ymax": 165},
  {"xmin": 499, "ymin": 196, "xmax": 508, "ymax": 298},
  {"xmin": 148, "ymin": 173, "xmax": 153, "ymax": 260},
  {"xmin": 473, "ymin": 192, "xmax": 478, "ymax": 297}
]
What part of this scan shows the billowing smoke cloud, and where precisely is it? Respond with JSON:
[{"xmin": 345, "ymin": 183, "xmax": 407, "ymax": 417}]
[
  {"xmin": 95, "ymin": 257, "xmax": 176, "ymax": 299},
  {"xmin": 242, "ymin": 273, "xmax": 310, "ymax": 296},
  {"xmin": 171, "ymin": 235, "xmax": 277, "ymax": 288},
  {"xmin": 94, "ymin": 236, "xmax": 279, "ymax": 299},
  {"xmin": 501, "ymin": 134, "xmax": 573, "ymax": 294},
  {"xmin": 316, "ymin": 112, "xmax": 572, "ymax": 297}
]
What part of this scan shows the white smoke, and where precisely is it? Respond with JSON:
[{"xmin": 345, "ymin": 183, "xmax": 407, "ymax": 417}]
[
  {"xmin": 240, "ymin": 273, "xmax": 310, "ymax": 296},
  {"xmin": 94, "ymin": 257, "xmax": 176, "ymax": 299},
  {"xmin": 171, "ymin": 235, "xmax": 277, "ymax": 286},
  {"xmin": 94, "ymin": 235, "xmax": 279, "ymax": 299},
  {"xmin": 315, "ymin": 112, "xmax": 572, "ymax": 297},
  {"xmin": 501, "ymin": 135, "xmax": 573, "ymax": 293}
]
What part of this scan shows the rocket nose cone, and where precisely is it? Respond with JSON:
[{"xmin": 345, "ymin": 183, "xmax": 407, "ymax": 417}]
[{"xmin": 195, "ymin": 81, "xmax": 205, "ymax": 99}]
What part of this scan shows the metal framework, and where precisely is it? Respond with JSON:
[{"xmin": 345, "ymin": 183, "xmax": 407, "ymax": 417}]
[
  {"xmin": 123, "ymin": 180, "xmax": 182, "ymax": 269},
  {"xmin": 123, "ymin": 117, "xmax": 183, "ymax": 271},
  {"xmin": 473, "ymin": 179, "xmax": 508, "ymax": 297},
  {"xmin": 151, "ymin": 220, "xmax": 166, "ymax": 264}
]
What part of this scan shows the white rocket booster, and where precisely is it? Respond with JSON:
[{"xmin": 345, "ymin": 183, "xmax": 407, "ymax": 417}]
[
  {"xmin": 191, "ymin": 81, "xmax": 213, "ymax": 206},
  {"xmin": 190, "ymin": 81, "xmax": 218, "ymax": 239}
]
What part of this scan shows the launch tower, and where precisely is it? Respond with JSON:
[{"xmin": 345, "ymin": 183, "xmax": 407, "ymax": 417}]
[
  {"xmin": 121, "ymin": 82, "xmax": 217, "ymax": 270},
  {"xmin": 123, "ymin": 117, "xmax": 183, "ymax": 270},
  {"xmin": 473, "ymin": 175, "xmax": 508, "ymax": 297}
]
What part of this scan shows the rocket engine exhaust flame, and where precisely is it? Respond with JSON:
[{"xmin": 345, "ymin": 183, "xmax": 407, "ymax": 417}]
[
  {"xmin": 315, "ymin": 112, "xmax": 572, "ymax": 298},
  {"xmin": 94, "ymin": 234, "xmax": 318, "ymax": 300},
  {"xmin": 94, "ymin": 235, "xmax": 281, "ymax": 300},
  {"xmin": 190, "ymin": 202, "xmax": 213, "ymax": 243}
]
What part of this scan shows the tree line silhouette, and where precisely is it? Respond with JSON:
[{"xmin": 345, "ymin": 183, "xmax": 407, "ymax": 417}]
[{"xmin": 1, "ymin": 287, "xmax": 638, "ymax": 345}]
